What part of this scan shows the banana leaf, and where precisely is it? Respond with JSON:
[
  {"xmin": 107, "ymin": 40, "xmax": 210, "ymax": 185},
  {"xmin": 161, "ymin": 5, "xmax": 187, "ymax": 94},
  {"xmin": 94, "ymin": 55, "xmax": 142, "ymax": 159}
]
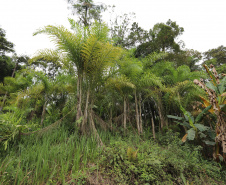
[
  {"xmin": 195, "ymin": 105, "xmax": 212, "ymax": 123},
  {"xmin": 167, "ymin": 115, "xmax": 183, "ymax": 120},
  {"xmin": 187, "ymin": 128, "xmax": 196, "ymax": 140},
  {"xmin": 194, "ymin": 124, "xmax": 209, "ymax": 132}
]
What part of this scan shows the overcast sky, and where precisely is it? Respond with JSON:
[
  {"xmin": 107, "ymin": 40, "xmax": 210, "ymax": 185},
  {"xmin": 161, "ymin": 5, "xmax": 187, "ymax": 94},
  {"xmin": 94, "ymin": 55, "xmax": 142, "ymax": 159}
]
[{"xmin": 0, "ymin": 0, "xmax": 226, "ymax": 57}]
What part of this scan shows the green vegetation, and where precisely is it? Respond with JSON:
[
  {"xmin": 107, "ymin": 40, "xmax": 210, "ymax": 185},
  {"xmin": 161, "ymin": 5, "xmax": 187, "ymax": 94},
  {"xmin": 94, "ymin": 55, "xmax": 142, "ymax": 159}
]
[
  {"xmin": 1, "ymin": 127, "xmax": 226, "ymax": 184},
  {"xmin": 0, "ymin": 0, "xmax": 226, "ymax": 184}
]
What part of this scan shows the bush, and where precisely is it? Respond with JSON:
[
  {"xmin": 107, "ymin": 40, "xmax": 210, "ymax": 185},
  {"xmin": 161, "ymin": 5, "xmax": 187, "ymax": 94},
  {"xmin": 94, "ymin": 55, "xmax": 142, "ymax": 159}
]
[{"xmin": 99, "ymin": 131, "xmax": 226, "ymax": 184}]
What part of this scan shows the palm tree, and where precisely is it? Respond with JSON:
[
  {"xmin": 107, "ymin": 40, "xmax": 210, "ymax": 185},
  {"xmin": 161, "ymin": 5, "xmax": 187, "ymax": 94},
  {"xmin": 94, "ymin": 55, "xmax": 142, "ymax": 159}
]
[
  {"xmin": 31, "ymin": 20, "xmax": 123, "ymax": 137},
  {"xmin": 140, "ymin": 53, "xmax": 167, "ymax": 130},
  {"xmin": 106, "ymin": 75, "xmax": 135, "ymax": 130},
  {"xmin": 149, "ymin": 61, "xmax": 206, "ymax": 126},
  {"xmin": 117, "ymin": 54, "xmax": 144, "ymax": 134}
]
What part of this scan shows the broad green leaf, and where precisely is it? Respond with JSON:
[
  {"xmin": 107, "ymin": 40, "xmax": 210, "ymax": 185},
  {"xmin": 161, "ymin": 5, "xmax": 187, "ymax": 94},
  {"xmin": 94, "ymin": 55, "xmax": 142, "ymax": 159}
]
[
  {"xmin": 218, "ymin": 84, "xmax": 225, "ymax": 94},
  {"xmin": 180, "ymin": 105, "xmax": 195, "ymax": 128},
  {"xmin": 195, "ymin": 105, "xmax": 212, "ymax": 123},
  {"xmin": 207, "ymin": 130, "xmax": 216, "ymax": 140},
  {"xmin": 194, "ymin": 124, "xmax": 209, "ymax": 132},
  {"xmin": 187, "ymin": 128, "xmax": 196, "ymax": 140},
  {"xmin": 206, "ymin": 82, "xmax": 218, "ymax": 93},
  {"xmin": 203, "ymin": 65, "xmax": 218, "ymax": 87},
  {"xmin": 204, "ymin": 140, "xmax": 215, "ymax": 146},
  {"xmin": 199, "ymin": 132, "xmax": 206, "ymax": 139},
  {"xmin": 176, "ymin": 121, "xmax": 191, "ymax": 128},
  {"xmin": 167, "ymin": 115, "xmax": 183, "ymax": 120},
  {"xmin": 219, "ymin": 104, "xmax": 226, "ymax": 109}
]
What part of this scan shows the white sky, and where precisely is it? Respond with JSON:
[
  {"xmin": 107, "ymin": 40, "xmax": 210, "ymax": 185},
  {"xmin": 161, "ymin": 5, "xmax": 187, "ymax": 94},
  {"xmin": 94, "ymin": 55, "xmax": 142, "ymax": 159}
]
[{"xmin": 0, "ymin": 0, "xmax": 226, "ymax": 57}]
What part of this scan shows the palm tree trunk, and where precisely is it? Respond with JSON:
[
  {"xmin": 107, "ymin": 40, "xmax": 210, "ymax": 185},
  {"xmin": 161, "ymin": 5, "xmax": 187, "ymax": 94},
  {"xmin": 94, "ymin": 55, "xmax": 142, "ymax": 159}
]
[
  {"xmin": 89, "ymin": 102, "xmax": 103, "ymax": 147},
  {"xmin": 76, "ymin": 74, "xmax": 82, "ymax": 122},
  {"xmin": 151, "ymin": 116, "xmax": 156, "ymax": 140},
  {"xmin": 40, "ymin": 99, "xmax": 47, "ymax": 126},
  {"xmin": 134, "ymin": 90, "xmax": 140, "ymax": 134},
  {"xmin": 127, "ymin": 101, "xmax": 131, "ymax": 124},
  {"xmin": 138, "ymin": 93, "xmax": 143, "ymax": 134},
  {"xmin": 156, "ymin": 97, "xmax": 165, "ymax": 130},
  {"xmin": 110, "ymin": 106, "xmax": 113, "ymax": 131},
  {"xmin": 123, "ymin": 96, "xmax": 127, "ymax": 130},
  {"xmin": 81, "ymin": 86, "xmax": 89, "ymax": 134},
  {"xmin": 150, "ymin": 111, "xmax": 156, "ymax": 140}
]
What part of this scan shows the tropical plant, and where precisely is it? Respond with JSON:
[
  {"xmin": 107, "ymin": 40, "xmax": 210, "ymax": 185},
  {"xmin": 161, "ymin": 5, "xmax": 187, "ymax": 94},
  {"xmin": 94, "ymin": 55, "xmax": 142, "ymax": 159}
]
[
  {"xmin": 148, "ymin": 61, "xmax": 206, "ymax": 128},
  {"xmin": 31, "ymin": 20, "xmax": 123, "ymax": 140},
  {"xmin": 117, "ymin": 54, "xmax": 143, "ymax": 133},
  {"xmin": 0, "ymin": 106, "xmax": 38, "ymax": 150},
  {"xmin": 167, "ymin": 105, "xmax": 215, "ymax": 146},
  {"xmin": 106, "ymin": 75, "xmax": 135, "ymax": 130},
  {"xmin": 194, "ymin": 64, "xmax": 226, "ymax": 163}
]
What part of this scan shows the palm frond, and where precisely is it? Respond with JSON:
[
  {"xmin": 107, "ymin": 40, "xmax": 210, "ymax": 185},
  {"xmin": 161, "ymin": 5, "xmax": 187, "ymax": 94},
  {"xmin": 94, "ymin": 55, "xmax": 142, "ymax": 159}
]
[
  {"xmin": 29, "ymin": 49, "xmax": 65, "ymax": 68},
  {"xmin": 106, "ymin": 75, "xmax": 135, "ymax": 95},
  {"xmin": 33, "ymin": 25, "xmax": 83, "ymax": 68}
]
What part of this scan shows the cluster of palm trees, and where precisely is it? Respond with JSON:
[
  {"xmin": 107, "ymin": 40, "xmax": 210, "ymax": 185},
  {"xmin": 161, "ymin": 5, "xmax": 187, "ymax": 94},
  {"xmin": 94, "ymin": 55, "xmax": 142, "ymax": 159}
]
[
  {"xmin": 1, "ymin": 18, "xmax": 225, "ymax": 160},
  {"xmin": 0, "ymin": 19, "xmax": 206, "ymax": 136}
]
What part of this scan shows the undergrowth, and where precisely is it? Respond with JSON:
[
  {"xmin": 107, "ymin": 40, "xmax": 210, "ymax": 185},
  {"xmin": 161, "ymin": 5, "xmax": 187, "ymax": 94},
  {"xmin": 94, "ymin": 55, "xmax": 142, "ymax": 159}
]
[
  {"xmin": 0, "ymin": 124, "xmax": 100, "ymax": 184},
  {"xmin": 99, "ymin": 130, "xmax": 226, "ymax": 184},
  {"xmin": 0, "ymin": 127, "xmax": 225, "ymax": 185}
]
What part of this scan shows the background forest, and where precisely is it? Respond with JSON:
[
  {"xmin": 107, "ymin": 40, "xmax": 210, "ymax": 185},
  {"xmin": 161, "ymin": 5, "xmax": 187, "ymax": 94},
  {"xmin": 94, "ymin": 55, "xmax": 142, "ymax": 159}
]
[{"xmin": 0, "ymin": 0, "xmax": 226, "ymax": 184}]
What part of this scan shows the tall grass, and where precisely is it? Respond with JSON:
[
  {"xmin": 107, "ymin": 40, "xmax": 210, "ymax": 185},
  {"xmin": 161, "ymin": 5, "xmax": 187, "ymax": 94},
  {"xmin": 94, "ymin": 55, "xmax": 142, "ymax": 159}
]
[
  {"xmin": 0, "ymin": 124, "xmax": 101, "ymax": 185},
  {"xmin": 1, "ymin": 126, "xmax": 225, "ymax": 184}
]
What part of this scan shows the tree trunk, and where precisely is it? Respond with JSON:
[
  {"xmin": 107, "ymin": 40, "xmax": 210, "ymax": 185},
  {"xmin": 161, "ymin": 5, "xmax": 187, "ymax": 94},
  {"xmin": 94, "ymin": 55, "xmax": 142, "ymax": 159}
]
[
  {"xmin": 134, "ymin": 90, "xmax": 140, "ymax": 134},
  {"xmin": 215, "ymin": 114, "xmax": 226, "ymax": 162},
  {"xmin": 127, "ymin": 101, "xmax": 131, "ymax": 124},
  {"xmin": 138, "ymin": 93, "xmax": 143, "ymax": 134},
  {"xmin": 110, "ymin": 107, "xmax": 113, "ymax": 131},
  {"xmin": 157, "ymin": 105, "xmax": 162, "ymax": 128},
  {"xmin": 81, "ymin": 87, "xmax": 89, "ymax": 134},
  {"xmin": 150, "ymin": 108, "xmax": 155, "ymax": 140},
  {"xmin": 89, "ymin": 103, "xmax": 103, "ymax": 147},
  {"xmin": 76, "ymin": 74, "xmax": 82, "ymax": 123},
  {"xmin": 143, "ymin": 102, "xmax": 147, "ymax": 128},
  {"xmin": 157, "ymin": 99, "xmax": 165, "ymax": 130},
  {"xmin": 11, "ymin": 60, "xmax": 19, "ymax": 78},
  {"xmin": 40, "ymin": 99, "xmax": 47, "ymax": 126},
  {"xmin": 151, "ymin": 116, "xmax": 156, "ymax": 140},
  {"xmin": 123, "ymin": 96, "xmax": 127, "ymax": 130}
]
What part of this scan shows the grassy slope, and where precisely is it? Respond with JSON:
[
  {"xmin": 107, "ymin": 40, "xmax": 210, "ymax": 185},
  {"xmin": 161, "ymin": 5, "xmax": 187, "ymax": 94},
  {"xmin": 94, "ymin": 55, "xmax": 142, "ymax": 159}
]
[{"xmin": 0, "ymin": 125, "xmax": 226, "ymax": 185}]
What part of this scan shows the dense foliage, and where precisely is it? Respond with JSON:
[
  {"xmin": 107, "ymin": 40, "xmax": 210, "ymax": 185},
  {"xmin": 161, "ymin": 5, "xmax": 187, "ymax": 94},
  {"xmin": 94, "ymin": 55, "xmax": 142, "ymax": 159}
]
[{"xmin": 0, "ymin": 1, "xmax": 226, "ymax": 184}]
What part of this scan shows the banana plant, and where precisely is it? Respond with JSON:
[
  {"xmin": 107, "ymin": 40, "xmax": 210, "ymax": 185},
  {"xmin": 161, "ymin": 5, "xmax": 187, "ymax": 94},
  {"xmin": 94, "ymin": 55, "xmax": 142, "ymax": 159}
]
[
  {"xmin": 194, "ymin": 64, "xmax": 226, "ymax": 163},
  {"xmin": 167, "ymin": 104, "xmax": 215, "ymax": 145}
]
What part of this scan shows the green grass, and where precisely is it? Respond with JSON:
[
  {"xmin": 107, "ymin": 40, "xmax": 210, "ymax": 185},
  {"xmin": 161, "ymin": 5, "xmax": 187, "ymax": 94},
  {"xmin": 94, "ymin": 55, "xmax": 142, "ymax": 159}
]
[
  {"xmin": 0, "ymin": 127, "xmax": 225, "ymax": 185},
  {"xmin": 0, "ymin": 125, "xmax": 100, "ymax": 184}
]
